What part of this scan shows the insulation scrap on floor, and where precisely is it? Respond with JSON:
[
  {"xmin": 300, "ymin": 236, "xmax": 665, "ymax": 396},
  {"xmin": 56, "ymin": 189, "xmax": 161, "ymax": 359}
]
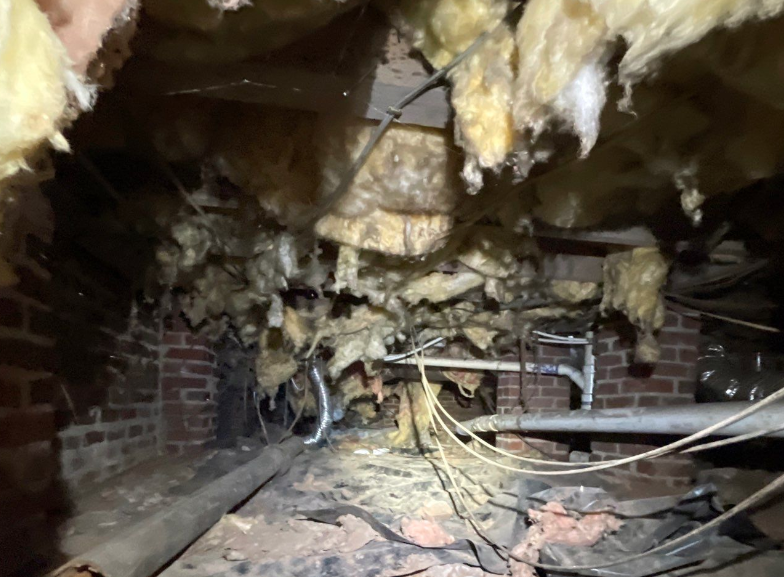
[
  {"xmin": 510, "ymin": 501, "xmax": 621, "ymax": 577},
  {"xmin": 401, "ymin": 517, "xmax": 455, "ymax": 547},
  {"xmin": 601, "ymin": 247, "xmax": 668, "ymax": 363}
]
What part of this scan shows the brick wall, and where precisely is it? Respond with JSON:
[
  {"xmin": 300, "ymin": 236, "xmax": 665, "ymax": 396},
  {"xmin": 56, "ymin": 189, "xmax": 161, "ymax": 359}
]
[
  {"xmin": 0, "ymin": 180, "xmax": 166, "ymax": 575},
  {"xmin": 160, "ymin": 311, "xmax": 219, "ymax": 455},
  {"xmin": 591, "ymin": 311, "xmax": 700, "ymax": 487},
  {"xmin": 57, "ymin": 301, "xmax": 161, "ymax": 485},
  {"xmin": 496, "ymin": 347, "xmax": 576, "ymax": 459}
]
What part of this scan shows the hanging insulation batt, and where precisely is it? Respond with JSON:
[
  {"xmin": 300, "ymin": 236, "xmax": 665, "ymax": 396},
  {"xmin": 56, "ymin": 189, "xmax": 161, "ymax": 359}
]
[
  {"xmin": 601, "ymin": 247, "xmax": 668, "ymax": 363},
  {"xmin": 388, "ymin": 0, "xmax": 512, "ymax": 190},
  {"xmin": 315, "ymin": 119, "xmax": 461, "ymax": 256},
  {"xmin": 0, "ymin": 0, "xmax": 69, "ymax": 183},
  {"xmin": 513, "ymin": 0, "xmax": 784, "ymax": 162}
]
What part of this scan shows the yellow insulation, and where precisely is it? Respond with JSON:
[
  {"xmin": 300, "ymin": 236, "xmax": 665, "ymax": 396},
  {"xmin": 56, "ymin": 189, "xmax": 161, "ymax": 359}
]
[
  {"xmin": 0, "ymin": 0, "xmax": 69, "ymax": 183},
  {"xmin": 449, "ymin": 25, "xmax": 516, "ymax": 191},
  {"xmin": 601, "ymin": 247, "xmax": 669, "ymax": 363},
  {"xmin": 396, "ymin": 0, "xmax": 784, "ymax": 185}
]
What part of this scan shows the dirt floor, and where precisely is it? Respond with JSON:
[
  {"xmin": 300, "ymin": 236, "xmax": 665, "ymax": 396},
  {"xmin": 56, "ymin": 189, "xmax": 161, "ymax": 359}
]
[{"xmin": 58, "ymin": 430, "xmax": 784, "ymax": 577}]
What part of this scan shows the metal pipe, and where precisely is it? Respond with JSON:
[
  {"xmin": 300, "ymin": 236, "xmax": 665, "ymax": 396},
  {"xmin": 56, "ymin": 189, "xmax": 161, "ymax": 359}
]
[
  {"xmin": 50, "ymin": 437, "xmax": 305, "ymax": 577},
  {"xmin": 387, "ymin": 356, "xmax": 586, "ymax": 390},
  {"xmin": 456, "ymin": 402, "xmax": 784, "ymax": 438},
  {"xmin": 582, "ymin": 330, "xmax": 595, "ymax": 409},
  {"xmin": 304, "ymin": 361, "xmax": 332, "ymax": 445}
]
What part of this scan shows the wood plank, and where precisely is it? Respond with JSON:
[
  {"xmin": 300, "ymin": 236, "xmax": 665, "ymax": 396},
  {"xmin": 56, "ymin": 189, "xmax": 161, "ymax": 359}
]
[
  {"xmin": 123, "ymin": 58, "xmax": 450, "ymax": 129},
  {"xmin": 533, "ymin": 224, "xmax": 657, "ymax": 248}
]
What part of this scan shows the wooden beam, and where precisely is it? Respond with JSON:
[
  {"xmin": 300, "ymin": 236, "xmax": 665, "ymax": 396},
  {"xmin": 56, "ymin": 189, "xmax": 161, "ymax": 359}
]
[
  {"xmin": 121, "ymin": 17, "xmax": 452, "ymax": 130},
  {"xmin": 533, "ymin": 224, "xmax": 657, "ymax": 248}
]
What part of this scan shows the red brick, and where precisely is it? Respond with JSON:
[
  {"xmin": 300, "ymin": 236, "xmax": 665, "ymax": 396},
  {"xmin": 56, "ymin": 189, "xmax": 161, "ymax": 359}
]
[
  {"xmin": 677, "ymin": 380, "xmax": 696, "ymax": 395},
  {"xmin": 165, "ymin": 347, "xmax": 214, "ymax": 362},
  {"xmin": 595, "ymin": 382, "xmax": 619, "ymax": 396},
  {"xmin": 162, "ymin": 361, "xmax": 185, "ymax": 375},
  {"xmin": 539, "ymin": 386, "xmax": 569, "ymax": 398},
  {"xmin": 183, "ymin": 390, "xmax": 212, "ymax": 402},
  {"xmin": 654, "ymin": 362, "xmax": 691, "ymax": 378},
  {"xmin": 128, "ymin": 425, "xmax": 143, "ymax": 438},
  {"xmin": 162, "ymin": 333, "xmax": 185, "ymax": 346},
  {"xmin": 184, "ymin": 334, "xmax": 209, "ymax": 347},
  {"xmin": 604, "ymin": 396, "xmax": 634, "ymax": 409},
  {"xmin": 608, "ymin": 366, "xmax": 629, "ymax": 379},
  {"xmin": 636, "ymin": 395, "xmax": 660, "ymax": 407},
  {"xmin": 658, "ymin": 331, "xmax": 698, "ymax": 347},
  {"xmin": 162, "ymin": 376, "xmax": 208, "ymax": 390},
  {"xmin": 121, "ymin": 408, "xmax": 137, "ymax": 420},
  {"xmin": 680, "ymin": 315, "xmax": 701, "ymax": 331},
  {"xmin": 592, "ymin": 442, "xmax": 619, "ymax": 453},
  {"xmin": 679, "ymin": 348, "xmax": 698, "ymax": 364},
  {"xmin": 0, "ymin": 408, "xmax": 55, "ymax": 447},
  {"xmin": 664, "ymin": 311, "xmax": 681, "ymax": 327},
  {"xmin": 599, "ymin": 354, "xmax": 624, "ymax": 368},
  {"xmin": 14, "ymin": 266, "xmax": 50, "ymax": 304},
  {"xmin": 659, "ymin": 346, "xmax": 678, "ymax": 362},
  {"xmin": 107, "ymin": 429, "xmax": 125, "ymax": 441},
  {"xmin": 0, "ymin": 298, "xmax": 23, "ymax": 328},
  {"xmin": 0, "ymin": 338, "xmax": 57, "ymax": 372},
  {"xmin": 622, "ymin": 379, "xmax": 675, "ymax": 394},
  {"xmin": 0, "ymin": 380, "xmax": 25, "ymax": 408},
  {"xmin": 527, "ymin": 397, "xmax": 555, "ymax": 410}
]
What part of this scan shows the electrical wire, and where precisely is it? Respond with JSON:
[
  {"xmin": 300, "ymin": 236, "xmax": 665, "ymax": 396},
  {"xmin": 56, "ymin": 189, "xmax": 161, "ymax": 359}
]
[
  {"xmin": 412, "ymin": 335, "xmax": 784, "ymax": 573},
  {"xmin": 530, "ymin": 470, "xmax": 784, "ymax": 571},
  {"xmin": 682, "ymin": 425, "xmax": 784, "ymax": 454},
  {"xmin": 383, "ymin": 337, "xmax": 445, "ymax": 362},
  {"xmin": 390, "ymin": 336, "xmax": 784, "ymax": 470},
  {"xmin": 533, "ymin": 330, "xmax": 589, "ymax": 344},
  {"xmin": 387, "ymin": 330, "xmax": 784, "ymax": 474}
]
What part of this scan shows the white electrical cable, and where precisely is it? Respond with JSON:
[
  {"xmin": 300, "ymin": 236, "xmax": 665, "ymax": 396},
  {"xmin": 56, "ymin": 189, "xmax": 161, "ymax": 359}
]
[
  {"xmin": 383, "ymin": 337, "xmax": 445, "ymax": 362},
  {"xmin": 533, "ymin": 330, "xmax": 589, "ymax": 344},
  {"xmin": 682, "ymin": 424, "xmax": 784, "ymax": 454},
  {"xmin": 412, "ymin": 338, "xmax": 784, "ymax": 573}
]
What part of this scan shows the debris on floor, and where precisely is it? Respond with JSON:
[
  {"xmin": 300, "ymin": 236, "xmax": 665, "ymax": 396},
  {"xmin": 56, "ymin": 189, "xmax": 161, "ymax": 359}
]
[{"xmin": 150, "ymin": 434, "xmax": 779, "ymax": 577}]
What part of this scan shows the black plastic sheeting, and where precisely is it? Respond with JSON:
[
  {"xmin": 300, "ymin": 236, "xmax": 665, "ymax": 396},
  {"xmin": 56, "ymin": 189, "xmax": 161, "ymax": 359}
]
[
  {"xmin": 304, "ymin": 482, "xmax": 774, "ymax": 577},
  {"xmin": 161, "ymin": 481, "xmax": 775, "ymax": 577},
  {"xmin": 699, "ymin": 345, "xmax": 784, "ymax": 403}
]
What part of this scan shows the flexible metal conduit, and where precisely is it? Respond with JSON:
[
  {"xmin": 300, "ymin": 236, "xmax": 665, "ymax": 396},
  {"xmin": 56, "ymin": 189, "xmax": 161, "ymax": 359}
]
[
  {"xmin": 456, "ymin": 402, "xmax": 784, "ymax": 438},
  {"xmin": 304, "ymin": 361, "xmax": 332, "ymax": 445}
]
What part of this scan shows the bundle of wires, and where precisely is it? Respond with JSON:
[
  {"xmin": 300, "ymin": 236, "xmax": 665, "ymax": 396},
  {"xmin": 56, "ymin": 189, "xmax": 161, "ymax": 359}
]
[{"xmin": 408, "ymin": 332, "xmax": 784, "ymax": 572}]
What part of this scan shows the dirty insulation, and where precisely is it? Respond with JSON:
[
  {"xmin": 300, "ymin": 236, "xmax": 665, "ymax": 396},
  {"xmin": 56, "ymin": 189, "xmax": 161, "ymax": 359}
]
[
  {"xmin": 4, "ymin": 0, "xmax": 784, "ymax": 576},
  {"xmin": 3, "ymin": 0, "xmax": 784, "ymax": 426}
]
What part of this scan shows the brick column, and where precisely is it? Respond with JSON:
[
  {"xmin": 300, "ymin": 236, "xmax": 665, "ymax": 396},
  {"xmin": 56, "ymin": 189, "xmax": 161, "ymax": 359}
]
[
  {"xmin": 160, "ymin": 312, "xmax": 218, "ymax": 455},
  {"xmin": 496, "ymin": 348, "xmax": 573, "ymax": 459},
  {"xmin": 592, "ymin": 311, "xmax": 700, "ymax": 487}
]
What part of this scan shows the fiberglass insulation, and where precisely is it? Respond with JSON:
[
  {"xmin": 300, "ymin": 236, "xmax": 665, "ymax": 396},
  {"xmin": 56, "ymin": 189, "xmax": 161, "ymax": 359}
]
[
  {"xmin": 395, "ymin": 0, "xmax": 784, "ymax": 190},
  {"xmin": 601, "ymin": 247, "xmax": 668, "ymax": 363},
  {"xmin": 0, "ymin": 0, "xmax": 69, "ymax": 183}
]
